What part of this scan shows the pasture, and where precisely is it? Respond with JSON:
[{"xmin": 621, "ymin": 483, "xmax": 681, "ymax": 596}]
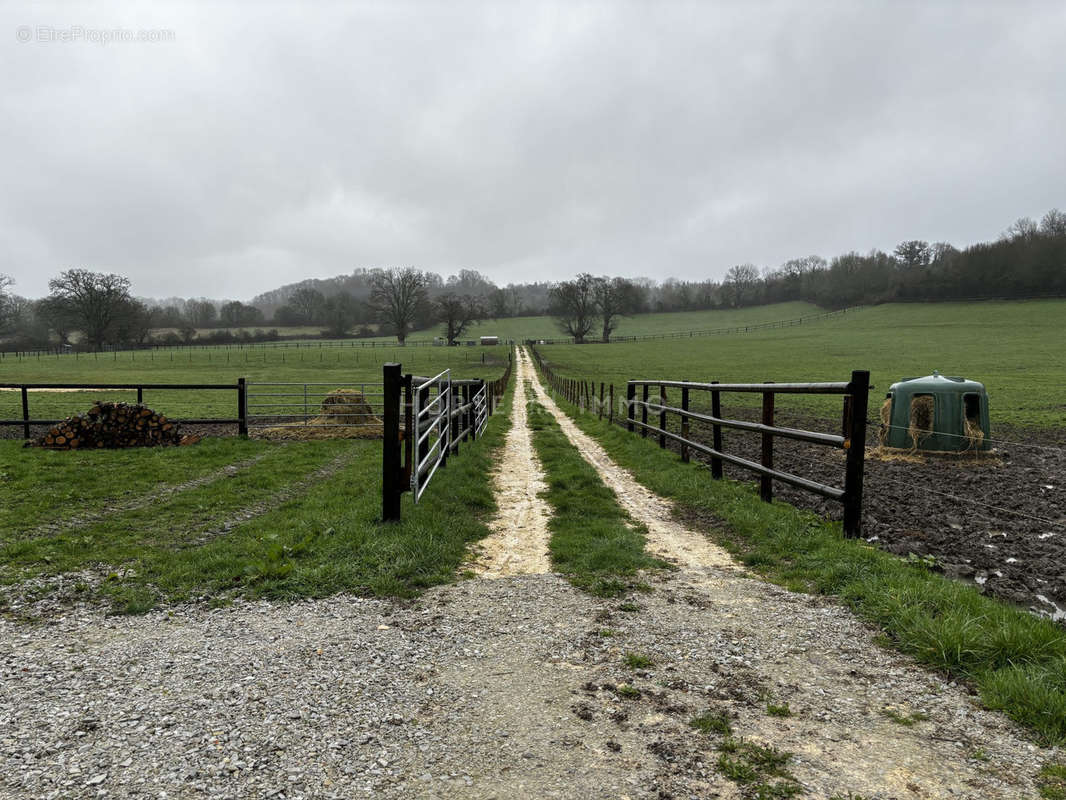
[
  {"xmin": 0, "ymin": 386, "xmax": 514, "ymax": 615},
  {"xmin": 535, "ymin": 299, "xmax": 1066, "ymax": 429},
  {"xmin": 0, "ymin": 343, "xmax": 512, "ymax": 424}
]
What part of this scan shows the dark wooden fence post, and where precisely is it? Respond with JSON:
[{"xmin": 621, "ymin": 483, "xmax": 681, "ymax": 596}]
[
  {"xmin": 626, "ymin": 383, "xmax": 635, "ymax": 432},
  {"xmin": 598, "ymin": 383, "xmax": 604, "ymax": 419},
  {"xmin": 137, "ymin": 387, "xmax": 143, "ymax": 405},
  {"xmin": 21, "ymin": 386, "xmax": 30, "ymax": 440},
  {"xmin": 382, "ymin": 363, "xmax": 402, "ymax": 522},
  {"xmin": 843, "ymin": 370, "xmax": 870, "ymax": 538},
  {"xmin": 658, "ymin": 384, "xmax": 667, "ymax": 448},
  {"xmin": 710, "ymin": 380, "xmax": 723, "ymax": 479},
  {"xmin": 237, "ymin": 378, "xmax": 248, "ymax": 436},
  {"xmin": 760, "ymin": 383, "xmax": 775, "ymax": 503},
  {"xmin": 609, "ymin": 384, "xmax": 615, "ymax": 423},
  {"xmin": 680, "ymin": 383, "xmax": 690, "ymax": 463},
  {"xmin": 640, "ymin": 384, "xmax": 649, "ymax": 438}
]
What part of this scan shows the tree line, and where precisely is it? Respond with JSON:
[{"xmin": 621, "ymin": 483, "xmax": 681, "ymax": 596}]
[{"xmin": 2, "ymin": 208, "xmax": 1063, "ymax": 350}]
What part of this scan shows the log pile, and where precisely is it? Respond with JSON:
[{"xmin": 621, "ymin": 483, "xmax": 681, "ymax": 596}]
[{"xmin": 26, "ymin": 401, "xmax": 201, "ymax": 450}]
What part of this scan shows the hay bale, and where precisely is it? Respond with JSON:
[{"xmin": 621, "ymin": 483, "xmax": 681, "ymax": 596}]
[
  {"xmin": 878, "ymin": 398, "xmax": 892, "ymax": 446},
  {"xmin": 319, "ymin": 390, "xmax": 379, "ymax": 425},
  {"xmin": 256, "ymin": 389, "xmax": 384, "ymax": 440},
  {"xmin": 963, "ymin": 417, "xmax": 985, "ymax": 451},
  {"xmin": 908, "ymin": 395, "xmax": 934, "ymax": 451}
]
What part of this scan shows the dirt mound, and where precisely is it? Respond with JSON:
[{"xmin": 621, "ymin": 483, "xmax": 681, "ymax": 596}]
[
  {"xmin": 258, "ymin": 389, "xmax": 385, "ymax": 440},
  {"xmin": 25, "ymin": 401, "xmax": 199, "ymax": 450}
]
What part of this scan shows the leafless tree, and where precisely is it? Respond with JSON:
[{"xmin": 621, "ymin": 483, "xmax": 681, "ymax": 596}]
[
  {"xmin": 0, "ymin": 274, "xmax": 14, "ymax": 334},
  {"xmin": 436, "ymin": 293, "xmax": 483, "ymax": 344},
  {"xmin": 367, "ymin": 268, "xmax": 430, "ymax": 344},
  {"xmin": 548, "ymin": 273, "xmax": 597, "ymax": 343},
  {"xmin": 593, "ymin": 277, "xmax": 643, "ymax": 342},
  {"xmin": 46, "ymin": 269, "xmax": 133, "ymax": 350}
]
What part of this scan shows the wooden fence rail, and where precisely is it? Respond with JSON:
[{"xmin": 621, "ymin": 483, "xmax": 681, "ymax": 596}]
[
  {"xmin": 527, "ymin": 346, "xmax": 870, "ymax": 538},
  {"xmin": 0, "ymin": 381, "xmax": 248, "ymax": 438}
]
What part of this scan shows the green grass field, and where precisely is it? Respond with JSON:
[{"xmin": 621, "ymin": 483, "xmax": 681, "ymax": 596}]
[
  {"xmin": 422, "ymin": 301, "xmax": 824, "ymax": 342},
  {"xmin": 534, "ymin": 299, "xmax": 1066, "ymax": 428},
  {"xmin": 0, "ymin": 344, "xmax": 512, "ymax": 422},
  {"xmin": 0, "ymin": 377, "xmax": 515, "ymax": 614}
]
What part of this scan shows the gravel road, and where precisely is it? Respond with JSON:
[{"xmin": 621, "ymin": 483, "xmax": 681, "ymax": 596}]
[{"xmin": 0, "ymin": 350, "xmax": 1058, "ymax": 799}]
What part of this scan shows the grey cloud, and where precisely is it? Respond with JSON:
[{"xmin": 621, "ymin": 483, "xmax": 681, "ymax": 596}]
[{"xmin": 2, "ymin": 1, "xmax": 1063, "ymax": 300}]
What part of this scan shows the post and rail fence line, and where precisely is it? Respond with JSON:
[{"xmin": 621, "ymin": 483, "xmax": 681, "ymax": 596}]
[
  {"xmin": 0, "ymin": 381, "xmax": 249, "ymax": 439},
  {"xmin": 381, "ymin": 349, "xmax": 513, "ymax": 522},
  {"xmin": 527, "ymin": 346, "xmax": 870, "ymax": 538}
]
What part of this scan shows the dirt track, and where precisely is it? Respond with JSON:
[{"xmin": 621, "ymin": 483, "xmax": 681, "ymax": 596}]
[
  {"xmin": 469, "ymin": 352, "xmax": 552, "ymax": 578},
  {"xmin": 508, "ymin": 347, "xmax": 1056, "ymax": 798}
]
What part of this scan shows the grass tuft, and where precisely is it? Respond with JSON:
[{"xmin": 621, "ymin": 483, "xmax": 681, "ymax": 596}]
[{"xmin": 525, "ymin": 397, "xmax": 666, "ymax": 595}]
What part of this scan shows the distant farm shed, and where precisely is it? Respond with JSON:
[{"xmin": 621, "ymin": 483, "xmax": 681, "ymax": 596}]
[{"xmin": 480, "ymin": 336, "xmax": 499, "ymax": 346}]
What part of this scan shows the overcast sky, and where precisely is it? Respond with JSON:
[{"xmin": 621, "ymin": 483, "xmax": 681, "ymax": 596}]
[{"xmin": 3, "ymin": 1, "xmax": 1064, "ymax": 301}]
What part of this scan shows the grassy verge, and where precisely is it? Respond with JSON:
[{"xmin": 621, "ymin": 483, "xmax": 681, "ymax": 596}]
[
  {"xmin": 539, "ymin": 379, "xmax": 1066, "ymax": 746},
  {"xmin": 526, "ymin": 391, "xmax": 665, "ymax": 596},
  {"xmin": 2, "ymin": 374, "xmax": 515, "ymax": 614},
  {"xmin": 0, "ymin": 437, "xmax": 274, "ymax": 534}
]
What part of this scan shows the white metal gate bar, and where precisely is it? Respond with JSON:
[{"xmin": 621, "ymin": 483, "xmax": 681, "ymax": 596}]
[
  {"xmin": 412, "ymin": 369, "xmax": 451, "ymax": 503},
  {"xmin": 472, "ymin": 382, "xmax": 488, "ymax": 438}
]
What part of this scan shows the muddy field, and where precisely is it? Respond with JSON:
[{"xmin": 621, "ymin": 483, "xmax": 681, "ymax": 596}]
[{"xmin": 656, "ymin": 410, "xmax": 1066, "ymax": 621}]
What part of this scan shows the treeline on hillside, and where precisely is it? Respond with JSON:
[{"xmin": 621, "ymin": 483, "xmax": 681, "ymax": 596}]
[{"xmin": 1, "ymin": 208, "xmax": 1063, "ymax": 350}]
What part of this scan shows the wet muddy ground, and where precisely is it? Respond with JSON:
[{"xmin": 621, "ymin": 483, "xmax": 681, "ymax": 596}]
[{"xmin": 639, "ymin": 409, "xmax": 1066, "ymax": 620}]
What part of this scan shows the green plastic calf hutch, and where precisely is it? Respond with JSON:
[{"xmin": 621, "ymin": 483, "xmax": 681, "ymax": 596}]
[{"xmin": 881, "ymin": 371, "xmax": 991, "ymax": 452}]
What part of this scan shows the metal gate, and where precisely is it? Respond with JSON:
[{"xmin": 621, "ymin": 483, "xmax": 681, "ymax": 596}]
[
  {"xmin": 411, "ymin": 370, "xmax": 451, "ymax": 503},
  {"xmin": 472, "ymin": 381, "xmax": 488, "ymax": 437},
  {"xmin": 245, "ymin": 382, "xmax": 385, "ymax": 431}
]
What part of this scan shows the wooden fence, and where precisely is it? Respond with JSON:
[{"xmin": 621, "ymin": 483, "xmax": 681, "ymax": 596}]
[
  {"xmin": 528, "ymin": 347, "xmax": 871, "ymax": 537},
  {"xmin": 0, "ymin": 381, "xmax": 248, "ymax": 438}
]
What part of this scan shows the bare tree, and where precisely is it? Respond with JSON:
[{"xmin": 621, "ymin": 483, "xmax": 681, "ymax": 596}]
[
  {"xmin": 722, "ymin": 264, "xmax": 760, "ymax": 307},
  {"xmin": 367, "ymin": 268, "xmax": 430, "ymax": 344},
  {"xmin": 185, "ymin": 298, "xmax": 218, "ymax": 327},
  {"xmin": 548, "ymin": 273, "xmax": 597, "ymax": 343},
  {"xmin": 0, "ymin": 274, "xmax": 14, "ymax": 335},
  {"xmin": 1040, "ymin": 208, "xmax": 1066, "ymax": 236},
  {"xmin": 593, "ymin": 277, "xmax": 643, "ymax": 342},
  {"xmin": 46, "ymin": 269, "xmax": 132, "ymax": 350},
  {"xmin": 436, "ymin": 293, "xmax": 483, "ymax": 344},
  {"xmin": 288, "ymin": 287, "xmax": 326, "ymax": 324},
  {"xmin": 893, "ymin": 240, "xmax": 931, "ymax": 271}
]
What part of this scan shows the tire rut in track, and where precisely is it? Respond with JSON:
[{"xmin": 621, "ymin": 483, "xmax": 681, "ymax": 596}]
[
  {"xmin": 469, "ymin": 351, "xmax": 552, "ymax": 578},
  {"xmin": 16, "ymin": 452, "xmax": 272, "ymax": 541},
  {"xmin": 518, "ymin": 346, "xmax": 1054, "ymax": 797},
  {"xmin": 521, "ymin": 347, "xmax": 735, "ymax": 571},
  {"xmin": 181, "ymin": 449, "xmax": 360, "ymax": 548}
]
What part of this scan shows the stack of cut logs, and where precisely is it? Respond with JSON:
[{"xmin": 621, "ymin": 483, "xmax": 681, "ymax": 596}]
[{"xmin": 27, "ymin": 401, "xmax": 199, "ymax": 450}]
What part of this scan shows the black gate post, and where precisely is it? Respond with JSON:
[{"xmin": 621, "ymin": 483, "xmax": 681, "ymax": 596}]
[
  {"xmin": 843, "ymin": 370, "xmax": 870, "ymax": 538},
  {"xmin": 382, "ymin": 363, "xmax": 403, "ymax": 522},
  {"xmin": 237, "ymin": 378, "xmax": 248, "ymax": 437},
  {"xmin": 21, "ymin": 386, "xmax": 30, "ymax": 440}
]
